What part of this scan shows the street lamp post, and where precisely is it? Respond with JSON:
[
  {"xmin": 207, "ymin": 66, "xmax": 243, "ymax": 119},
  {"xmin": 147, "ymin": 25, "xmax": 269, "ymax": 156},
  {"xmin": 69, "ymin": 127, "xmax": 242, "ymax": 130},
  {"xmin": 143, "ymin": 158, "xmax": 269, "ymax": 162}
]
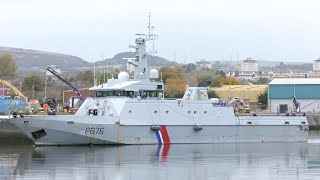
[
  {"xmin": 228, "ymin": 81, "xmax": 231, "ymax": 100},
  {"xmin": 32, "ymin": 85, "xmax": 34, "ymax": 100},
  {"xmin": 44, "ymin": 75, "xmax": 47, "ymax": 100}
]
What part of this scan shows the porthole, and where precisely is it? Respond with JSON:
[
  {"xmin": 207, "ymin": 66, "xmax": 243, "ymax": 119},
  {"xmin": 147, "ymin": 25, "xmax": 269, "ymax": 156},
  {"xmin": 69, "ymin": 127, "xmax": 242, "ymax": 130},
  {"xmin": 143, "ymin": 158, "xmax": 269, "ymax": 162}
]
[
  {"xmin": 166, "ymin": 111, "xmax": 169, "ymax": 114},
  {"xmin": 154, "ymin": 111, "xmax": 158, "ymax": 114},
  {"xmin": 194, "ymin": 111, "xmax": 197, "ymax": 114},
  {"xmin": 204, "ymin": 111, "xmax": 207, "ymax": 114},
  {"xmin": 129, "ymin": 110, "xmax": 132, "ymax": 114},
  {"xmin": 188, "ymin": 111, "xmax": 191, "ymax": 114}
]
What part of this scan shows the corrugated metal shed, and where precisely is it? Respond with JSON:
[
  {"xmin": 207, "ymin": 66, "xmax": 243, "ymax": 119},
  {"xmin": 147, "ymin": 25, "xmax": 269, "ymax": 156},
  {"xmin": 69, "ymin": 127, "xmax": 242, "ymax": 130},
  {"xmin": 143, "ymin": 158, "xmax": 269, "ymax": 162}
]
[{"xmin": 269, "ymin": 78, "xmax": 320, "ymax": 99}]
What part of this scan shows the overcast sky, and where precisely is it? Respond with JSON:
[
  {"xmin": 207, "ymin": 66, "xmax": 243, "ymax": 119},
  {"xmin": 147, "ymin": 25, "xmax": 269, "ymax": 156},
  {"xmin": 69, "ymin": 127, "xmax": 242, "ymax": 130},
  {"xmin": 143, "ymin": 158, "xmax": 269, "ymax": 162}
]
[{"xmin": 1, "ymin": 0, "xmax": 320, "ymax": 63}]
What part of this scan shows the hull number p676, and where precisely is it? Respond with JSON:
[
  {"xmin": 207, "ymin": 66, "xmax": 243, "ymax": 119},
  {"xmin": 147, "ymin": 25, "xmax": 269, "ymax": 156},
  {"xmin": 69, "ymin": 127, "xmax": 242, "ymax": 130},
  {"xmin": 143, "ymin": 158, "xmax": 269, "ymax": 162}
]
[{"xmin": 85, "ymin": 127, "xmax": 104, "ymax": 134}]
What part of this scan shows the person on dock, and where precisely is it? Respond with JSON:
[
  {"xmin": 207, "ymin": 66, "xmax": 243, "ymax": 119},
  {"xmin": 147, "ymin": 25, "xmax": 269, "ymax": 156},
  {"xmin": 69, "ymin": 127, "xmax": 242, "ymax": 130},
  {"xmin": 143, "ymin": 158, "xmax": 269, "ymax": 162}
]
[
  {"xmin": 19, "ymin": 111, "xmax": 24, "ymax": 118},
  {"xmin": 12, "ymin": 110, "xmax": 17, "ymax": 118},
  {"xmin": 43, "ymin": 103, "xmax": 49, "ymax": 111}
]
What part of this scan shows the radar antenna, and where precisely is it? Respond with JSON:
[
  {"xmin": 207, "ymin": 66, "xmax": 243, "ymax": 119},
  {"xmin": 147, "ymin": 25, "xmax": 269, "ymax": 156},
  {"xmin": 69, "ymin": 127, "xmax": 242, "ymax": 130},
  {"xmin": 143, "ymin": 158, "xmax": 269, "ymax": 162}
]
[
  {"xmin": 147, "ymin": 12, "xmax": 157, "ymax": 55},
  {"xmin": 148, "ymin": 12, "xmax": 154, "ymax": 38}
]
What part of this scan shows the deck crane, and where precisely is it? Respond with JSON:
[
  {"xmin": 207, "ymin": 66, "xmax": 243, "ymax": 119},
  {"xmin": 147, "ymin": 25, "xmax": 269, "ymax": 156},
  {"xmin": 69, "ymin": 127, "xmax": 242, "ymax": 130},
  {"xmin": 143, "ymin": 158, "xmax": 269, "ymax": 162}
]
[{"xmin": 46, "ymin": 67, "xmax": 83, "ymax": 108}]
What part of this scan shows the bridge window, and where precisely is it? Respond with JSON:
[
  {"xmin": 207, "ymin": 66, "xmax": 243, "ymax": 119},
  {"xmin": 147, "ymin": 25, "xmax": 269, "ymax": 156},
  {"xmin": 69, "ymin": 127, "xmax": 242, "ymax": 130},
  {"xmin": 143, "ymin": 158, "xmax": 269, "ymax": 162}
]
[
  {"xmin": 96, "ymin": 91, "xmax": 134, "ymax": 97},
  {"xmin": 139, "ymin": 91, "xmax": 163, "ymax": 98},
  {"xmin": 95, "ymin": 90, "xmax": 163, "ymax": 98}
]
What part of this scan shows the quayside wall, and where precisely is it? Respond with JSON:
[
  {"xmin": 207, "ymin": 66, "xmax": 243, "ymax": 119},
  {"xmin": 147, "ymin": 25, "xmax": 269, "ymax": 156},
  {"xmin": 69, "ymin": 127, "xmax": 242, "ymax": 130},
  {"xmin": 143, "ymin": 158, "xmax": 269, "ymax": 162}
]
[
  {"xmin": 0, "ymin": 119, "xmax": 32, "ymax": 144},
  {"xmin": 307, "ymin": 114, "xmax": 320, "ymax": 130}
]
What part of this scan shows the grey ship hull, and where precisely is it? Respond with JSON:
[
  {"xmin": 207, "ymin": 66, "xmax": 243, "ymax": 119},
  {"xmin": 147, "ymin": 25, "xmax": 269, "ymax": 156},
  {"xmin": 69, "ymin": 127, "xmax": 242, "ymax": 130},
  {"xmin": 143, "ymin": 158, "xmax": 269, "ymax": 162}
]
[{"xmin": 12, "ymin": 115, "xmax": 308, "ymax": 145}]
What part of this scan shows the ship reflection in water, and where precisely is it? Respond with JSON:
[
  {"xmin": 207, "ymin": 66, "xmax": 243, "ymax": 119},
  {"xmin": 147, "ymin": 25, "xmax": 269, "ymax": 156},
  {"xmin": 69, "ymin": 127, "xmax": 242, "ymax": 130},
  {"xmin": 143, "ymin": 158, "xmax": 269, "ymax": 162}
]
[{"xmin": 0, "ymin": 132, "xmax": 320, "ymax": 180}]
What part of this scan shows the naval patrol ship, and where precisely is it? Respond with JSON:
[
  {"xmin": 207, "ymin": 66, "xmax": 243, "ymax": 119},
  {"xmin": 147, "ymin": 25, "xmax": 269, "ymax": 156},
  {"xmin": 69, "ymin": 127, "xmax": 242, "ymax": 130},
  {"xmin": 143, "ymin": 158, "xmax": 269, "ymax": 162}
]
[{"xmin": 11, "ymin": 22, "xmax": 309, "ymax": 145}]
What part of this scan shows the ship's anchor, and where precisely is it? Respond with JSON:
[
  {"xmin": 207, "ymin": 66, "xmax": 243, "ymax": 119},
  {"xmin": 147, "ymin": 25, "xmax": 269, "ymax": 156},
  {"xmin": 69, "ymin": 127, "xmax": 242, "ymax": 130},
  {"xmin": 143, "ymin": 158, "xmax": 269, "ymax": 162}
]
[
  {"xmin": 151, "ymin": 125, "xmax": 161, "ymax": 131},
  {"xmin": 194, "ymin": 125, "xmax": 203, "ymax": 131}
]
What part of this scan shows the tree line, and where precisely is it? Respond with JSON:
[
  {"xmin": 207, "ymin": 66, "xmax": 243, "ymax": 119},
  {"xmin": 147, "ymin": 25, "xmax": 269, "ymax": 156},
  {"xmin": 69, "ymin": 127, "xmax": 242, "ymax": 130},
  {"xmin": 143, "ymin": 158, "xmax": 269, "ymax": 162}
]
[{"xmin": 159, "ymin": 64, "xmax": 241, "ymax": 98}]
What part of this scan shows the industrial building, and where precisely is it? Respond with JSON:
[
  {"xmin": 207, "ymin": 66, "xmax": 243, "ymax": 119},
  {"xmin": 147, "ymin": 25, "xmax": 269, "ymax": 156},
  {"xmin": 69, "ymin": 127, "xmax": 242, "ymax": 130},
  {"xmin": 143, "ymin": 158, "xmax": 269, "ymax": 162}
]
[
  {"xmin": 196, "ymin": 59, "xmax": 213, "ymax": 69},
  {"xmin": 241, "ymin": 58, "xmax": 258, "ymax": 72},
  {"xmin": 268, "ymin": 78, "xmax": 320, "ymax": 113},
  {"xmin": 313, "ymin": 58, "xmax": 320, "ymax": 71},
  {"xmin": 63, "ymin": 88, "xmax": 92, "ymax": 105},
  {"xmin": 0, "ymin": 82, "xmax": 11, "ymax": 97}
]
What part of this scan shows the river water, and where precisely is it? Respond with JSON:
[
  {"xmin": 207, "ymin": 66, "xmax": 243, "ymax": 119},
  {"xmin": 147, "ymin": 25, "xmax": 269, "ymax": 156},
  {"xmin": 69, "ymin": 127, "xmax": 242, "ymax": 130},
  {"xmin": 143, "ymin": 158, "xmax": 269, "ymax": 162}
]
[{"xmin": 0, "ymin": 132, "xmax": 320, "ymax": 180}]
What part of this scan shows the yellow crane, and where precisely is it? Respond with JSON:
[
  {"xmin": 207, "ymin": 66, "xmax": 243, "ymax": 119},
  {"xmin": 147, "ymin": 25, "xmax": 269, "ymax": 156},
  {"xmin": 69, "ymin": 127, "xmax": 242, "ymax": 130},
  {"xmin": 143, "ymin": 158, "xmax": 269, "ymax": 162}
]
[{"xmin": 0, "ymin": 79, "xmax": 27, "ymax": 100}]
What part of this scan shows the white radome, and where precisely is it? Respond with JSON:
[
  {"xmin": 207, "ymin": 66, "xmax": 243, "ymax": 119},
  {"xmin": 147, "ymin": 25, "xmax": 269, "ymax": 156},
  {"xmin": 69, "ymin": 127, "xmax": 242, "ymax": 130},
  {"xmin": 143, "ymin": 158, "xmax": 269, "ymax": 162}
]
[
  {"xmin": 149, "ymin": 69, "xmax": 159, "ymax": 79},
  {"xmin": 118, "ymin": 71, "xmax": 129, "ymax": 81}
]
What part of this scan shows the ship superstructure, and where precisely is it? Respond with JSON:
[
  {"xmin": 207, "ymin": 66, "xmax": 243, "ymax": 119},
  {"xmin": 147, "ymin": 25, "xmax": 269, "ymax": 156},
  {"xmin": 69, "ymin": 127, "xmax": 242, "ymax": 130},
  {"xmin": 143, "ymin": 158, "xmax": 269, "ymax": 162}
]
[{"xmin": 11, "ymin": 19, "xmax": 309, "ymax": 145}]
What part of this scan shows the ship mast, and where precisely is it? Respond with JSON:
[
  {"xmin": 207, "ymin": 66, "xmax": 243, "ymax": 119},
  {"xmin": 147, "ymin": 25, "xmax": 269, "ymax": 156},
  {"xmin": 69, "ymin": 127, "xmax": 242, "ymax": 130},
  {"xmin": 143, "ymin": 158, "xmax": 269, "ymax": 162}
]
[
  {"xmin": 129, "ymin": 13, "xmax": 158, "ymax": 80},
  {"xmin": 148, "ymin": 12, "xmax": 153, "ymax": 39}
]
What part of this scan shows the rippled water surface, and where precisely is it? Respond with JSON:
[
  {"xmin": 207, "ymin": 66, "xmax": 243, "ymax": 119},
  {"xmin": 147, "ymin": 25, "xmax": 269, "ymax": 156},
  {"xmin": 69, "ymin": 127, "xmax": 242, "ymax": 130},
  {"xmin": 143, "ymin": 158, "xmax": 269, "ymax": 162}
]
[{"xmin": 0, "ymin": 132, "xmax": 320, "ymax": 180}]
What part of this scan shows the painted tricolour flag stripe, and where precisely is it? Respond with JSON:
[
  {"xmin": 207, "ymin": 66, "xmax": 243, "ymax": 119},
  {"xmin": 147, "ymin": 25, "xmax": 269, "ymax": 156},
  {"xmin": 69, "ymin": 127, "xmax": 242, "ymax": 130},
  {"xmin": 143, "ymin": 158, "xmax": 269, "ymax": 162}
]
[
  {"xmin": 155, "ymin": 125, "xmax": 171, "ymax": 145},
  {"xmin": 155, "ymin": 130, "xmax": 163, "ymax": 145},
  {"xmin": 160, "ymin": 126, "xmax": 171, "ymax": 144}
]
